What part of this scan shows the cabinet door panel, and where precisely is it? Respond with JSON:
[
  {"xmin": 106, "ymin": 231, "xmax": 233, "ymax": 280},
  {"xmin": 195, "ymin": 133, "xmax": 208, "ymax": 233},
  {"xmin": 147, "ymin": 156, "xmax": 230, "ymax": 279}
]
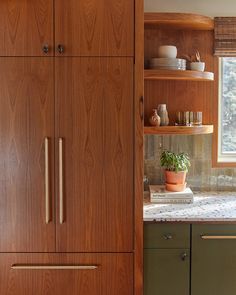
[
  {"xmin": 55, "ymin": 57, "xmax": 134, "ymax": 252},
  {"xmin": 55, "ymin": 0, "xmax": 134, "ymax": 56},
  {"xmin": 0, "ymin": 58, "xmax": 55, "ymax": 252},
  {"xmin": 0, "ymin": 253, "xmax": 133, "ymax": 295},
  {"xmin": 192, "ymin": 225, "xmax": 236, "ymax": 295},
  {"xmin": 0, "ymin": 1, "xmax": 53, "ymax": 56},
  {"xmin": 144, "ymin": 249, "xmax": 190, "ymax": 295}
]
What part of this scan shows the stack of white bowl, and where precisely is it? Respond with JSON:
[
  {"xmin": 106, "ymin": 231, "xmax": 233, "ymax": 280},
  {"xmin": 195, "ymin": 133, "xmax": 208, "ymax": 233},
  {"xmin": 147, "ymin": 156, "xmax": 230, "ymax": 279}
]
[{"xmin": 150, "ymin": 45, "xmax": 186, "ymax": 70}]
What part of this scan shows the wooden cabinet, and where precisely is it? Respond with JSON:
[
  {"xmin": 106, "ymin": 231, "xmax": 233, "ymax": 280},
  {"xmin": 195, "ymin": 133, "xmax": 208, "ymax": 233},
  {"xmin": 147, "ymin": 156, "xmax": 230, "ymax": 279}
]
[
  {"xmin": 55, "ymin": 0, "xmax": 134, "ymax": 56},
  {"xmin": 0, "ymin": 253, "xmax": 133, "ymax": 295},
  {"xmin": 0, "ymin": 1, "xmax": 53, "ymax": 56},
  {"xmin": 0, "ymin": 58, "xmax": 55, "ymax": 252},
  {"xmin": 192, "ymin": 225, "xmax": 236, "ymax": 295},
  {"xmin": 55, "ymin": 57, "xmax": 134, "ymax": 252},
  {"xmin": 0, "ymin": 0, "xmax": 143, "ymax": 294},
  {"xmin": 144, "ymin": 249, "xmax": 190, "ymax": 295}
]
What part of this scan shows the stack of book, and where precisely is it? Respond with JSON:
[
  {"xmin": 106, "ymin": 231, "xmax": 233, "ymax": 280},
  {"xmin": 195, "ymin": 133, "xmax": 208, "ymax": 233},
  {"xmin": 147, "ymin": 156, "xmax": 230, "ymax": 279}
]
[{"xmin": 149, "ymin": 185, "xmax": 194, "ymax": 204}]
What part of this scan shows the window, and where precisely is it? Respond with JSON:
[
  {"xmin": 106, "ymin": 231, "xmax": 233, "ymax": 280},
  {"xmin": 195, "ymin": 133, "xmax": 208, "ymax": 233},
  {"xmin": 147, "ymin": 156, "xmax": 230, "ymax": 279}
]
[{"xmin": 218, "ymin": 57, "xmax": 236, "ymax": 163}]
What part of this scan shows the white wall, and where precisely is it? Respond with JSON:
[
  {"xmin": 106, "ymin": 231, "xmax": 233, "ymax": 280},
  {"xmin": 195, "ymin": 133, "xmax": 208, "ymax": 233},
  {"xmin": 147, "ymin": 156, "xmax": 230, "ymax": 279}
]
[{"xmin": 145, "ymin": 0, "xmax": 236, "ymax": 17}]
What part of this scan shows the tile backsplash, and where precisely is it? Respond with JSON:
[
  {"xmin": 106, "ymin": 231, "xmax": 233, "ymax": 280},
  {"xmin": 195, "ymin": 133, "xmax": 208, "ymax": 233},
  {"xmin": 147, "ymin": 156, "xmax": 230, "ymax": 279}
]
[{"xmin": 144, "ymin": 135, "xmax": 236, "ymax": 191}]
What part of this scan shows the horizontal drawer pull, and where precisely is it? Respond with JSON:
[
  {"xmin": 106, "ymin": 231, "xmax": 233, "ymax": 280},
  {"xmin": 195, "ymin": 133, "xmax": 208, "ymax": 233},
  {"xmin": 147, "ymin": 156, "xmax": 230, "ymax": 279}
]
[
  {"xmin": 11, "ymin": 264, "xmax": 98, "ymax": 270},
  {"xmin": 201, "ymin": 235, "xmax": 236, "ymax": 240}
]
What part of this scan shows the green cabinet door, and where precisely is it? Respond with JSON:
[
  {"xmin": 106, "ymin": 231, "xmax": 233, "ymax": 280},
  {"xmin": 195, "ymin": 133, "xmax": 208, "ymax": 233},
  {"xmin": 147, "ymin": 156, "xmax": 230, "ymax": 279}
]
[
  {"xmin": 192, "ymin": 225, "xmax": 236, "ymax": 295},
  {"xmin": 144, "ymin": 249, "xmax": 190, "ymax": 295}
]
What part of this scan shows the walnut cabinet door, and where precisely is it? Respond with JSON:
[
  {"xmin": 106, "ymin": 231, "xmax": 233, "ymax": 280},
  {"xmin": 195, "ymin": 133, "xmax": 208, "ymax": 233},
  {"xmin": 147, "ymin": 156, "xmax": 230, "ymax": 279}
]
[
  {"xmin": 0, "ymin": 1, "xmax": 53, "ymax": 56},
  {"xmin": 0, "ymin": 58, "xmax": 55, "ymax": 252},
  {"xmin": 0, "ymin": 253, "xmax": 133, "ymax": 295},
  {"xmin": 55, "ymin": 57, "xmax": 134, "ymax": 252},
  {"xmin": 55, "ymin": 0, "xmax": 134, "ymax": 56}
]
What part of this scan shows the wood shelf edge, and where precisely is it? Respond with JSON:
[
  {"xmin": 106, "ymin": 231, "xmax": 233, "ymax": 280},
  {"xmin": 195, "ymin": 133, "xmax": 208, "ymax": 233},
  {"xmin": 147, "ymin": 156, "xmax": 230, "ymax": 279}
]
[
  {"xmin": 144, "ymin": 69, "xmax": 214, "ymax": 81},
  {"xmin": 144, "ymin": 125, "xmax": 214, "ymax": 135},
  {"xmin": 144, "ymin": 13, "xmax": 214, "ymax": 30}
]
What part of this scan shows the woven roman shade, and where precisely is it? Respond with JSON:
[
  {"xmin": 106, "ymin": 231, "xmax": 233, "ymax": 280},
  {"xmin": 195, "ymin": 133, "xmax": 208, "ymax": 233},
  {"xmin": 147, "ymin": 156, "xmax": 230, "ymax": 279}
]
[{"xmin": 214, "ymin": 17, "xmax": 236, "ymax": 56}]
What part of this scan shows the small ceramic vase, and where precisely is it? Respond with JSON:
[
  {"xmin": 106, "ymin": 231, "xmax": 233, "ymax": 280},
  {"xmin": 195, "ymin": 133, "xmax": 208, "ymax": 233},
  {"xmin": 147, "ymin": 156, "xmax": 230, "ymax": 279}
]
[
  {"xmin": 149, "ymin": 109, "xmax": 161, "ymax": 127},
  {"xmin": 157, "ymin": 104, "xmax": 169, "ymax": 126}
]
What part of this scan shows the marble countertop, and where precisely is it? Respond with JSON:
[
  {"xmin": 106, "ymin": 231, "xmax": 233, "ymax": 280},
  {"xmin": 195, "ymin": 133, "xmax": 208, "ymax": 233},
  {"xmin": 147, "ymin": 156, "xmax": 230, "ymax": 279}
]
[{"xmin": 144, "ymin": 191, "xmax": 236, "ymax": 223}]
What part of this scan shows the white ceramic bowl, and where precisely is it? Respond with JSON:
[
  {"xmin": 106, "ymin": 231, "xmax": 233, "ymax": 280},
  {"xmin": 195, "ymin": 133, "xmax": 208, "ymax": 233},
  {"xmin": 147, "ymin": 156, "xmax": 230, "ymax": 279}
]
[
  {"xmin": 190, "ymin": 62, "xmax": 205, "ymax": 72},
  {"xmin": 158, "ymin": 46, "xmax": 177, "ymax": 58}
]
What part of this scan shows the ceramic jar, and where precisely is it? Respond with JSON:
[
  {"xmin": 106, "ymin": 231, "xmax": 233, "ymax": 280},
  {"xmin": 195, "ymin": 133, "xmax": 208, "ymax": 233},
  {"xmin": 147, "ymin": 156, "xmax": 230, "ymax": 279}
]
[
  {"xmin": 149, "ymin": 109, "xmax": 161, "ymax": 127},
  {"xmin": 158, "ymin": 45, "xmax": 177, "ymax": 58},
  {"xmin": 157, "ymin": 104, "xmax": 169, "ymax": 126}
]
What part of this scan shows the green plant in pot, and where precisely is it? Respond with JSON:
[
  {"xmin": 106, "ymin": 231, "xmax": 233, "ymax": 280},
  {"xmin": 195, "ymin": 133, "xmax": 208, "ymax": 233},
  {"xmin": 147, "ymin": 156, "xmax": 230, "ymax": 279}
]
[{"xmin": 160, "ymin": 151, "xmax": 191, "ymax": 192}]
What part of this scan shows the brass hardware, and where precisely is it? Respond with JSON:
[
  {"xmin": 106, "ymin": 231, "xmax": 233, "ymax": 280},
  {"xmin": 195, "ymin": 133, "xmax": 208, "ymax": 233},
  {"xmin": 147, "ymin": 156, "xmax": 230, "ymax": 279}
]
[
  {"xmin": 45, "ymin": 137, "xmax": 50, "ymax": 224},
  {"xmin": 163, "ymin": 234, "xmax": 173, "ymax": 240},
  {"xmin": 181, "ymin": 252, "xmax": 188, "ymax": 261},
  {"xmin": 201, "ymin": 235, "xmax": 236, "ymax": 240},
  {"xmin": 59, "ymin": 138, "xmax": 64, "ymax": 224},
  {"xmin": 57, "ymin": 44, "xmax": 65, "ymax": 54},
  {"xmin": 11, "ymin": 265, "xmax": 98, "ymax": 270},
  {"xmin": 42, "ymin": 44, "xmax": 49, "ymax": 54}
]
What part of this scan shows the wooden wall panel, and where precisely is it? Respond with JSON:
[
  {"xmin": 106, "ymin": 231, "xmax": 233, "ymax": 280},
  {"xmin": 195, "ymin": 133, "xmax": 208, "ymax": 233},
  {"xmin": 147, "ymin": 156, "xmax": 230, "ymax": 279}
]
[{"xmin": 134, "ymin": 0, "xmax": 144, "ymax": 295}]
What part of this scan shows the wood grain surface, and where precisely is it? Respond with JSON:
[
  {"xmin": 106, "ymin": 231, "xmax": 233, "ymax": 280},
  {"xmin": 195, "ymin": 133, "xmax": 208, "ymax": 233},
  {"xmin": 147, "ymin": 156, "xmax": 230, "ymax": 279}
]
[
  {"xmin": 134, "ymin": 0, "xmax": 144, "ymax": 294},
  {"xmin": 0, "ymin": 58, "xmax": 55, "ymax": 252},
  {"xmin": 144, "ymin": 13, "xmax": 214, "ymax": 30},
  {"xmin": 0, "ymin": 0, "xmax": 53, "ymax": 56},
  {"xmin": 55, "ymin": 0, "xmax": 134, "ymax": 56},
  {"xmin": 144, "ymin": 125, "xmax": 214, "ymax": 135},
  {"xmin": 144, "ymin": 69, "xmax": 214, "ymax": 81},
  {"xmin": 55, "ymin": 57, "xmax": 134, "ymax": 252},
  {"xmin": 0, "ymin": 253, "xmax": 133, "ymax": 295}
]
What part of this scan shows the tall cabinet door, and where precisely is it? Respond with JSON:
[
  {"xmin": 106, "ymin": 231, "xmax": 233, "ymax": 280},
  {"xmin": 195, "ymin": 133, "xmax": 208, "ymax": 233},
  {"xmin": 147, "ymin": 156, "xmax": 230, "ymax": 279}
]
[
  {"xmin": 55, "ymin": 57, "xmax": 134, "ymax": 252},
  {"xmin": 0, "ymin": 58, "xmax": 55, "ymax": 252},
  {"xmin": 55, "ymin": 0, "xmax": 134, "ymax": 56},
  {"xmin": 0, "ymin": 1, "xmax": 53, "ymax": 56}
]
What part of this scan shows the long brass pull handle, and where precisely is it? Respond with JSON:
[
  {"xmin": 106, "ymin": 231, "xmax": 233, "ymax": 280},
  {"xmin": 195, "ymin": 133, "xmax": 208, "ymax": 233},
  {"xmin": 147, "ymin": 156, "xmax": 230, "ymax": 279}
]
[
  {"xmin": 201, "ymin": 235, "xmax": 236, "ymax": 240},
  {"xmin": 59, "ymin": 138, "xmax": 64, "ymax": 224},
  {"xmin": 11, "ymin": 265, "xmax": 98, "ymax": 270},
  {"xmin": 45, "ymin": 137, "xmax": 50, "ymax": 224}
]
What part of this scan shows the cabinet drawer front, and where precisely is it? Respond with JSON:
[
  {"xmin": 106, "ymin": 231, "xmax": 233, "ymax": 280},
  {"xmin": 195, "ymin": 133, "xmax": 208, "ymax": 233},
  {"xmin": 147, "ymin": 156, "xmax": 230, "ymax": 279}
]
[
  {"xmin": 144, "ymin": 224, "xmax": 190, "ymax": 249},
  {"xmin": 0, "ymin": 253, "xmax": 133, "ymax": 295},
  {"xmin": 144, "ymin": 249, "xmax": 190, "ymax": 295},
  {"xmin": 192, "ymin": 225, "xmax": 236, "ymax": 295}
]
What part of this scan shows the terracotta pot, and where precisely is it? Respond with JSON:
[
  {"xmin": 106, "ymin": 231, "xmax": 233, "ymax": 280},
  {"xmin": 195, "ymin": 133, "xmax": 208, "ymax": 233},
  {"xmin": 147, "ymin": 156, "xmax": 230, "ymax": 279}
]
[
  {"xmin": 166, "ymin": 182, "xmax": 187, "ymax": 192},
  {"xmin": 165, "ymin": 170, "xmax": 187, "ymax": 185}
]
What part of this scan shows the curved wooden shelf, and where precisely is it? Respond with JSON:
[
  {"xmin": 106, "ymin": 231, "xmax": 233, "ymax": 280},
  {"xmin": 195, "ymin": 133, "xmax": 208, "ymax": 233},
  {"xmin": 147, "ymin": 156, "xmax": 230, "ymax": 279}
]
[
  {"xmin": 144, "ymin": 69, "xmax": 214, "ymax": 81},
  {"xmin": 144, "ymin": 13, "xmax": 214, "ymax": 30},
  {"xmin": 144, "ymin": 125, "xmax": 214, "ymax": 135}
]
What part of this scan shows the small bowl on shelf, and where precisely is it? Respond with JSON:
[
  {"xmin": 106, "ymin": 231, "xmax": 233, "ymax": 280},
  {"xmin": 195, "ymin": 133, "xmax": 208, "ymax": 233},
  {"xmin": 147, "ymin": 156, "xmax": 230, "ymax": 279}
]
[{"xmin": 190, "ymin": 62, "xmax": 205, "ymax": 72}]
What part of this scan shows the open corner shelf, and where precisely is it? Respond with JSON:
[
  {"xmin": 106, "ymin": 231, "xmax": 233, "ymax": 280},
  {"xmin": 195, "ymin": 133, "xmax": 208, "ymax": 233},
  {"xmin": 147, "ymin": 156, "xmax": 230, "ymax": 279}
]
[
  {"xmin": 144, "ymin": 12, "xmax": 214, "ymax": 30},
  {"xmin": 144, "ymin": 125, "xmax": 214, "ymax": 136},
  {"xmin": 144, "ymin": 69, "xmax": 214, "ymax": 81}
]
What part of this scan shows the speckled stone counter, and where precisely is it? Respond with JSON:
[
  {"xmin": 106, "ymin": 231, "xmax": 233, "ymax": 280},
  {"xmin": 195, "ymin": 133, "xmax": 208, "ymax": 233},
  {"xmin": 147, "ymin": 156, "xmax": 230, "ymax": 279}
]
[{"xmin": 144, "ymin": 192, "xmax": 236, "ymax": 223}]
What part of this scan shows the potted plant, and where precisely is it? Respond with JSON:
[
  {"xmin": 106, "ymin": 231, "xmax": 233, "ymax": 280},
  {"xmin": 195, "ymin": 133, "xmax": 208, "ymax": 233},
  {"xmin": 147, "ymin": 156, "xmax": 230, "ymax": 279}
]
[{"xmin": 160, "ymin": 151, "xmax": 191, "ymax": 192}]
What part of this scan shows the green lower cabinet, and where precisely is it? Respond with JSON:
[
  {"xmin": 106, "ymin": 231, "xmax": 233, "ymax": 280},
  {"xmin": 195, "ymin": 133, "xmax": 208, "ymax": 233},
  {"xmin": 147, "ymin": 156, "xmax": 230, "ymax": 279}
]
[
  {"xmin": 144, "ymin": 249, "xmax": 190, "ymax": 295},
  {"xmin": 192, "ymin": 225, "xmax": 236, "ymax": 295}
]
